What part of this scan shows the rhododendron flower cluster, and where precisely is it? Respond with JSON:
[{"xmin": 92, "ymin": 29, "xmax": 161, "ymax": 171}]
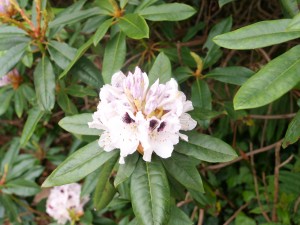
[
  {"xmin": 0, "ymin": 0, "xmax": 12, "ymax": 15},
  {"xmin": 46, "ymin": 183, "xmax": 89, "ymax": 225},
  {"xmin": 89, "ymin": 67, "xmax": 197, "ymax": 164},
  {"xmin": 0, "ymin": 69, "xmax": 21, "ymax": 88}
]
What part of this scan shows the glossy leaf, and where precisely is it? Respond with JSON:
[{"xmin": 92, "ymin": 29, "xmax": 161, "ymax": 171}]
[
  {"xmin": 167, "ymin": 206, "xmax": 193, "ymax": 225},
  {"xmin": 138, "ymin": 3, "xmax": 196, "ymax": 21},
  {"xmin": 175, "ymin": 132, "xmax": 237, "ymax": 162},
  {"xmin": 34, "ymin": 56, "xmax": 56, "ymax": 111},
  {"xmin": 148, "ymin": 52, "xmax": 171, "ymax": 85},
  {"xmin": 114, "ymin": 153, "xmax": 139, "ymax": 187},
  {"xmin": 214, "ymin": 19, "xmax": 300, "ymax": 49},
  {"xmin": 93, "ymin": 18, "xmax": 113, "ymax": 45},
  {"xmin": 162, "ymin": 152, "xmax": 204, "ymax": 192},
  {"xmin": 58, "ymin": 113, "xmax": 101, "ymax": 135},
  {"xmin": 42, "ymin": 141, "xmax": 118, "ymax": 187},
  {"xmin": 20, "ymin": 107, "xmax": 44, "ymax": 147},
  {"xmin": 0, "ymin": 43, "xmax": 27, "ymax": 78},
  {"xmin": 48, "ymin": 41, "xmax": 76, "ymax": 69},
  {"xmin": 234, "ymin": 45, "xmax": 300, "ymax": 110},
  {"xmin": 131, "ymin": 158, "xmax": 170, "ymax": 225},
  {"xmin": 3, "ymin": 179, "xmax": 40, "ymax": 197},
  {"xmin": 119, "ymin": 14, "xmax": 149, "ymax": 39},
  {"xmin": 283, "ymin": 110, "xmax": 300, "ymax": 148},
  {"xmin": 205, "ymin": 66, "xmax": 254, "ymax": 85},
  {"xmin": 190, "ymin": 107, "xmax": 223, "ymax": 121},
  {"xmin": 288, "ymin": 12, "xmax": 300, "ymax": 30},
  {"xmin": 102, "ymin": 32, "xmax": 126, "ymax": 84},
  {"xmin": 0, "ymin": 26, "xmax": 30, "ymax": 51},
  {"xmin": 93, "ymin": 154, "xmax": 118, "ymax": 210}
]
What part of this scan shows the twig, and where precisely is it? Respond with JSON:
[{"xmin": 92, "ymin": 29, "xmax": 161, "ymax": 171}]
[
  {"xmin": 197, "ymin": 209, "xmax": 204, "ymax": 225},
  {"xmin": 205, "ymin": 139, "xmax": 283, "ymax": 170},
  {"xmin": 223, "ymin": 202, "xmax": 250, "ymax": 225},
  {"xmin": 278, "ymin": 155, "xmax": 294, "ymax": 169},
  {"xmin": 176, "ymin": 199, "xmax": 193, "ymax": 207},
  {"xmin": 257, "ymin": 48, "xmax": 271, "ymax": 62},
  {"xmin": 260, "ymin": 104, "xmax": 272, "ymax": 147},
  {"xmin": 250, "ymin": 142, "xmax": 271, "ymax": 222},
  {"xmin": 272, "ymin": 143, "xmax": 281, "ymax": 222},
  {"xmin": 249, "ymin": 113, "xmax": 296, "ymax": 120},
  {"xmin": 191, "ymin": 206, "xmax": 198, "ymax": 221}
]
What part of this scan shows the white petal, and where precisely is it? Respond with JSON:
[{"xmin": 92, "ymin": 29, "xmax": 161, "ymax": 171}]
[
  {"xmin": 98, "ymin": 131, "xmax": 115, "ymax": 151},
  {"xmin": 143, "ymin": 149, "xmax": 153, "ymax": 162},
  {"xmin": 180, "ymin": 113, "xmax": 197, "ymax": 131},
  {"xmin": 179, "ymin": 133, "xmax": 188, "ymax": 141},
  {"xmin": 119, "ymin": 157, "xmax": 125, "ymax": 164},
  {"xmin": 111, "ymin": 71, "xmax": 126, "ymax": 88}
]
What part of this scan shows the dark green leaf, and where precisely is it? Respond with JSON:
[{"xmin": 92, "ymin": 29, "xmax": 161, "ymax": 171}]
[
  {"xmin": 102, "ymin": 32, "xmax": 126, "ymax": 84},
  {"xmin": 0, "ymin": 138, "xmax": 20, "ymax": 172},
  {"xmin": 119, "ymin": 14, "xmax": 149, "ymax": 39},
  {"xmin": 57, "ymin": 91, "xmax": 78, "ymax": 115},
  {"xmin": 283, "ymin": 110, "xmax": 300, "ymax": 148},
  {"xmin": 20, "ymin": 107, "xmax": 44, "ymax": 147},
  {"xmin": 234, "ymin": 45, "xmax": 300, "ymax": 110},
  {"xmin": 48, "ymin": 41, "xmax": 76, "ymax": 69},
  {"xmin": 279, "ymin": 0, "xmax": 299, "ymax": 17},
  {"xmin": 58, "ymin": 113, "xmax": 101, "ymax": 135},
  {"xmin": 288, "ymin": 12, "xmax": 300, "ymax": 30},
  {"xmin": 3, "ymin": 179, "xmax": 40, "ymax": 197},
  {"xmin": 42, "ymin": 141, "xmax": 118, "ymax": 187},
  {"xmin": 218, "ymin": 0, "xmax": 236, "ymax": 8},
  {"xmin": 167, "ymin": 206, "xmax": 193, "ymax": 225},
  {"xmin": 0, "ymin": 26, "xmax": 30, "ymax": 51},
  {"xmin": 149, "ymin": 52, "xmax": 171, "ymax": 85},
  {"xmin": 214, "ymin": 19, "xmax": 300, "ymax": 49},
  {"xmin": 138, "ymin": 3, "xmax": 196, "ymax": 21},
  {"xmin": 93, "ymin": 18, "xmax": 114, "ymax": 45},
  {"xmin": 14, "ymin": 88, "xmax": 25, "ymax": 118},
  {"xmin": 130, "ymin": 158, "xmax": 170, "ymax": 225},
  {"xmin": 175, "ymin": 132, "xmax": 237, "ymax": 162},
  {"xmin": 0, "ymin": 89, "xmax": 14, "ymax": 116},
  {"xmin": 34, "ymin": 56, "xmax": 56, "ymax": 111},
  {"xmin": 190, "ymin": 107, "xmax": 224, "ymax": 121}
]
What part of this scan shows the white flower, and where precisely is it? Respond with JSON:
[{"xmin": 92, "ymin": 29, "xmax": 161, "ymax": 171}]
[
  {"xmin": 0, "ymin": 69, "xmax": 21, "ymax": 88},
  {"xmin": 46, "ymin": 183, "xmax": 89, "ymax": 225},
  {"xmin": 88, "ymin": 67, "xmax": 197, "ymax": 163},
  {"xmin": 0, "ymin": 0, "xmax": 11, "ymax": 14}
]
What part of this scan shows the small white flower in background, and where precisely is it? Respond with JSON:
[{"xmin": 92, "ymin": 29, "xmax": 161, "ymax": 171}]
[
  {"xmin": 89, "ymin": 67, "xmax": 197, "ymax": 164},
  {"xmin": 0, "ymin": 69, "xmax": 21, "ymax": 88},
  {"xmin": 46, "ymin": 183, "xmax": 89, "ymax": 225},
  {"xmin": 0, "ymin": 0, "xmax": 12, "ymax": 15}
]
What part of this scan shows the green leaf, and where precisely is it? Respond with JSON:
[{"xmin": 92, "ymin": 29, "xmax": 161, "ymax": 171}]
[
  {"xmin": 93, "ymin": 154, "xmax": 118, "ymax": 210},
  {"xmin": 114, "ymin": 153, "xmax": 139, "ymax": 187},
  {"xmin": 20, "ymin": 107, "xmax": 44, "ymax": 147},
  {"xmin": 57, "ymin": 91, "xmax": 78, "ymax": 115},
  {"xmin": 148, "ymin": 52, "xmax": 171, "ymax": 85},
  {"xmin": 0, "ymin": 195, "xmax": 20, "ymax": 223},
  {"xmin": 0, "ymin": 43, "xmax": 27, "ymax": 78},
  {"xmin": 167, "ymin": 206, "xmax": 193, "ymax": 225},
  {"xmin": 235, "ymin": 213, "xmax": 256, "ymax": 225},
  {"xmin": 59, "ymin": 113, "xmax": 101, "ymax": 135},
  {"xmin": 48, "ymin": 41, "xmax": 76, "ymax": 69},
  {"xmin": 218, "ymin": 0, "xmax": 235, "ymax": 8},
  {"xmin": 0, "ymin": 26, "xmax": 30, "ymax": 51},
  {"xmin": 102, "ymin": 32, "xmax": 126, "ymax": 84},
  {"xmin": 162, "ymin": 152, "xmax": 204, "ymax": 192},
  {"xmin": 118, "ymin": 14, "xmax": 149, "ymax": 39},
  {"xmin": 65, "ymin": 84, "xmax": 97, "ymax": 97},
  {"xmin": 130, "ymin": 158, "xmax": 170, "ymax": 225},
  {"xmin": 93, "ymin": 18, "xmax": 114, "ymax": 46},
  {"xmin": 42, "ymin": 141, "xmax": 118, "ymax": 187},
  {"xmin": 0, "ymin": 138, "xmax": 20, "ymax": 172},
  {"xmin": 3, "ymin": 179, "xmax": 40, "ymax": 197},
  {"xmin": 283, "ymin": 110, "xmax": 300, "ymax": 148},
  {"xmin": 205, "ymin": 66, "xmax": 254, "ymax": 85},
  {"xmin": 280, "ymin": 0, "xmax": 299, "ymax": 17},
  {"xmin": 214, "ymin": 19, "xmax": 300, "ymax": 49},
  {"xmin": 175, "ymin": 132, "xmax": 237, "ymax": 162},
  {"xmin": 34, "ymin": 56, "xmax": 56, "ymax": 111},
  {"xmin": 81, "ymin": 167, "xmax": 101, "ymax": 197},
  {"xmin": 234, "ymin": 45, "xmax": 300, "ymax": 110},
  {"xmin": 14, "ymin": 88, "xmax": 25, "ymax": 118},
  {"xmin": 49, "ymin": 8, "xmax": 100, "ymax": 28},
  {"xmin": 190, "ymin": 107, "xmax": 223, "ymax": 121},
  {"xmin": 288, "ymin": 12, "xmax": 300, "ymax": 30},
  {"xmin": 0, "ymin": 89, "xmax": 14, "ymax": 116},
  {"xmin": 138, "ymin": 3, "xmax": 196, "ymax": 21}
]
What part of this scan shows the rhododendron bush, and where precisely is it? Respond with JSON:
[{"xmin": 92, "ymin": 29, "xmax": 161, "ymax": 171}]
[{"xmin": 0, "ymin": 0, "xmax": 300, "ymax": 224}]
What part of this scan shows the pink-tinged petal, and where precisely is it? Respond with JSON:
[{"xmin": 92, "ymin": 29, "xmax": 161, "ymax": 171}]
[
  {"xmin": 180, "ymin": 113, "xmax": 197, "ymax": 131},
  {"xmin": 98, "ymin": 131, "xmax": 115, "ymax": 151},
  {"xmin": 179, "ymin": 133, "xmax": 188, "ymax": 141}
]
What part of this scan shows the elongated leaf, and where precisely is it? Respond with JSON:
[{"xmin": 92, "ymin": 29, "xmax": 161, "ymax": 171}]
[
  {"xmin": 48, "ymin": 41, "xmax": 76, "ymax": 69},
  {"xmin": 3, "ymin": 179, "xmax": 40, "ymax": 197},
  {"xmin": 288, "ymin": 12, "xmax": 300, "ymax": 30},
  {"xmin": 175, "ymin": 132, "xmax": 237, "ymax": 162},
  {"xmin": 234, "ymin": 45, "xmax": 300, "ymax": 110},
  {"xmin": 0, "ymin": 195, "xmax": 20, "ymax": 223},
  {"xmin": 0, "ymin": 89, "xmax": 14, "ymax": 115},
  {"xmin": 0, "ymin": 26, "xmax": 30, "ymax": 51},
  {"xmin": 57, "ymin": 91, "xmax": 78, "ymax": 115},
  {"xmin": 93, "ymin": 154, "xmax": 118, "ymax": 210},
  {"xmin": 42, "ymin": 141, "xmax": 118, "ymax": 187},
  {"xmin": 190, "ymin": 108, "xmax": 223, "ymax": 121},
  {"xmin": 131, "ymin": 158, "xmax": 170, "ymax": 225},
  {"xmin": 280, "ymin": 0, "xmax": 299, "ymax": 17},
  {"xmin": 49, "ymin": 8, "xmax": 100, "ymax": 28},
  {"xmin": 20, "ymin": 107, "xmax": 44, "ymax": 147},
  {"xmin": 81, "ymin": 167, "xmax": 101, "ymax": 197},
  {"xmin": 102, "ymin": 32, "xmax": 126, "ymax": 84},
  {"xmin": 214, "ymin": 19, "xmax": 300, "ymax": 49},
  {"xmin": 138, "ymin": 3, "xmax": 196, "ymax": 21},
  {"xmin": 93, "ymin": 18, "xmax": 114, "ymax": 45},
  {"xmin": 162, "ymin": 152, "xmax": 204, "ymax": 192},
  {"xmin": 119, "ymin": 14, "xmax": 149, "ymax": 39},
  {"xmin": 59, "ymin": 113, "xmax": 101, "ymax": 135},
  {"xmin": 148, "ymin": 52, "xmax": 171, "ymax": 85},
  {"xmin": 205, "ymin": 66, "xmax": 254, "ymax": 85},
  {"xmin": 14, "ymin": 87, "xmax": 24, "ymax": 118},
  {"xmin": 167, "ymin": 206, "xmax": 193, "ymax": 225},
  {"xmin": 0, "ymin": 43, "xmax": 27, "ymax": 77},
  {"xmin": 218, "ymin": 0, "xmax": 235, "ymax": 8},
  {"xmin": 0, "ymin": 138, "xmax": 20, "ymax": 172},
  {"xmin": 283, "ymin": 110, "xmax": 300, "ymax": 148},
  {"xmin": 34, "ymin": 56, "xmax": 56, "ymax": 111},
  {"xmin": 114, "ymin": 153, "xmax": 139, "ymax": 187}
]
